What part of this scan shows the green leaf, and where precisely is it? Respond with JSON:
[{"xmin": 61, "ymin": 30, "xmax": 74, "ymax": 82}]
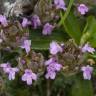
[
  {"xmin": 80, "ymin": 16, "xmax": 96, "ymax": 47},
  {"xmin": 63, "ymin": 11, "xmax": 82, "ymax": 45},
  {"xmin": 70, "ymin": 75, "xmax": 93, "ymax": 96},
  {"xmin": 58, "ymin": 0, "xmax": 82, "ymax": 45},
  {"xmin": 29, "ymin": 28, "xmax": 69, "ymax": 50}
]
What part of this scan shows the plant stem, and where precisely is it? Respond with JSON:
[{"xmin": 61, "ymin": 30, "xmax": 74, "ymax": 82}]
[
  {"xmin": 47, "ymin": 80, "xmax": 51, "ymax": 96},
  {"xmin": 59, "ymin": 0, "xmax": 75, "ymax": 26}
]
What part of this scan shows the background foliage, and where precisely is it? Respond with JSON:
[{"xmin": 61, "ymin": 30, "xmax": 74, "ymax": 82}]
[{"xmin": 1, "ymin": 0, "xmax": 96, "ymax": 96}]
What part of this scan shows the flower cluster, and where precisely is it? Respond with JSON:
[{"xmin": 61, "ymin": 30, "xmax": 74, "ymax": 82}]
[
  {"xmin": 44, "ymin": 41, "xmax": 63, "ymax": 79},
  {"xmin": 22, "ymin": 16, "xmax": 54, "ymax": 35}
]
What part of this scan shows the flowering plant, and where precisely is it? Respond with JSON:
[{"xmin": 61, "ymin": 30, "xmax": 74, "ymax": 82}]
[{"xmin": 0, "ymin": 0, "xmax": 96, "ymax": 96}]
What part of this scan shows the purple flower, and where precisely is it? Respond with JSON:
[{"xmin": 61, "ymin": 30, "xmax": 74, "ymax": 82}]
[
  {"xmin": 46, "ymin": 58, "xmax": 62, "ymax": 71},
  {"xmin": 81, "ymin": 65, "xmax": 93, "ymax": 80},
  {"xmin": 0, "ymin": 63, "xmax": 11, "ymax": 73},
  {"xmin": 77, "ymin": 4, "xmax": 89, "ymax": 15},
  {"xmin": 21, "ymin": 59, "xmax": 26, "ymax": 64},
  {"xmin": 42, "ymin": 23, "xmax": 54, "ymax": 35},
  {"xmin": 22, "ymin": 18, "xmax": 29, "ymax": 27},
  {"xmin": 22, "ymin": 69, "xmax": 37, "ymax": 85},
  {"xmin": 81, "ymin": 43, "xmax": 95, "ymax": 54},
  {"xmin": 0, "ymin": 63, "xmax": 19, "ymax": 80},
  {"xmin": 45, "ymin": 58, "xmax": 62, "ymax": 79},
  {"xmin": 32, "ymin": 15, "xmax": 41, "ymax": 29},
  {"xmin": 6, "ymin": 67, "xmax": 19, "ymax": 80},
  {"xmin": 21, "ymin": 40, "xmax": 31, "ymax": 54},
  {"xmin": 54, "ymin": 0, "xmax": 66, "ymax": 11},
  {"xmin": 0, "ymin": 15, "xmax": 8, "ymax": 27},
  {"xmin": 50, "ymin": 41, "xmax": 63, "ymax": 55}
]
